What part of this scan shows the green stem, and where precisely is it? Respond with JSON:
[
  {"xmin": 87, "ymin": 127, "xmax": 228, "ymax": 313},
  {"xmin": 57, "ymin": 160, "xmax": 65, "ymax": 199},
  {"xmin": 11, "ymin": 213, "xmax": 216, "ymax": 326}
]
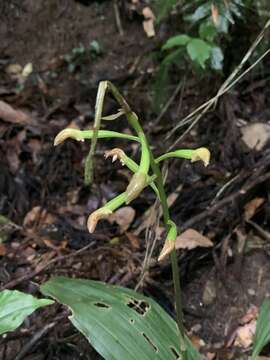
[
  {"xmin": 156, "ymin": 149, "xmax": 195, "ymax": 163},
  {"xmin": 149, "ymin": 152, "xmax": 186, "ymax": 353}
]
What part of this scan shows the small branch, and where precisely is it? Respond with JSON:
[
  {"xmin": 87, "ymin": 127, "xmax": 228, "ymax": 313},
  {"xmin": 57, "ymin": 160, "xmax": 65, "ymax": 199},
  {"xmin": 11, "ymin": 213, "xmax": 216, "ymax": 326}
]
[{"xmin": 114, "ymin": 0, "xmax": 124, "ymax": 36}]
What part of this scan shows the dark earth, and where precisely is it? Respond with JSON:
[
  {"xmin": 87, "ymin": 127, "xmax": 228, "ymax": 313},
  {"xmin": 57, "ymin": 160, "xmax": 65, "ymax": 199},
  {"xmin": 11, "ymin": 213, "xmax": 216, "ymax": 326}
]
[{"xmin": 0, "ymin": 1, "xmax": 270, "ymax": 359}]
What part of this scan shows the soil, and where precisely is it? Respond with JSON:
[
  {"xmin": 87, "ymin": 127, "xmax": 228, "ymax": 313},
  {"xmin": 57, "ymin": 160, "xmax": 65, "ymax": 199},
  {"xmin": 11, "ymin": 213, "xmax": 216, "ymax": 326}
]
[{"xmin": 1, "ymin": 1, "xmax": 270, "ymax": 359}]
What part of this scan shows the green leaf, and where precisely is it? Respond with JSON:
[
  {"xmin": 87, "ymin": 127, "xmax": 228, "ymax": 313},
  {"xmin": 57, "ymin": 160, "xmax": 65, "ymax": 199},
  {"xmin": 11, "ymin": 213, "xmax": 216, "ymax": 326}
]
[
  {"xmin": 162, "ymin": 35, "xmax": 190, "ymax": 51},
  {"xmin": 217, "ymin": 14, "xmax": 230, "ymax": 33},
  {"xmin": 41, "ymin": 276, "xmax": 202, "ymax": 360},
  {"xmin": 210, "ymin": 46, "xmax": 224, "ymax": 70},
  {"xmin": 0, "ymin": 290, "xmax": 54, "ymax": 335},
  {"xmin": 186, "ymin": 38, "xmax": 212, "ymax": 69},
  {"xmin": 251, "ymin": 299, "xmax": 270, "ymax": 360},
  {"xmin": 199, "ymin": 22, "xmax": 218, "ymax": 42},
  {"xmin": 186, "ymin": 3, "xmax": 211, "ymax": 23}
]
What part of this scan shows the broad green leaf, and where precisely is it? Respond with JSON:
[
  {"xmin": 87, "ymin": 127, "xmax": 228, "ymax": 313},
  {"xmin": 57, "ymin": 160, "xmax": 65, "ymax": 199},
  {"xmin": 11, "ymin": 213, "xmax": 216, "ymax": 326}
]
[
  {"xmin": 186, "ymin": 38, "xmax": 212, "ymax": 69},
  {"xmin": 41, "ymin": 276, "xmax": 202, "ymax": 360},
  {"xmin": 186, "ymin": 3, "xmax": 211, "ymax": 23},
  {"xmin": 251, "ymin": 299, "xmax": 270, "ymax": 360},
  {"xmin": 217, "ymin": 14, "xmax": 230, "ymax": 33},
  {"xmin": 0, "ymin": 290, "xmax": 54, "ymax": 335},
  {"xmin": 162, "ymin": 35, "xmax": 190, "ymax": 51},
  {"xmin": 199, "ymin": 22, "xmax": 218, "ymax": 42},
  {"xmin": 210, "ymin": 46, "xmax": 224, "ymax": 70}
]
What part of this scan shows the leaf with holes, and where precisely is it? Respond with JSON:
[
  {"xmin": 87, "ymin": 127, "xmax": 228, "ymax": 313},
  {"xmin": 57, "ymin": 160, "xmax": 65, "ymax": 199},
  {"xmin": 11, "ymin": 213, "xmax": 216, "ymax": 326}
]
[
  {"xmin": 41, "ymin": 276, "xmax": 202, "ymax": 360},
  {"xmin": 0, "ymin": 290, "xmax": 54, "ymax": 335}
]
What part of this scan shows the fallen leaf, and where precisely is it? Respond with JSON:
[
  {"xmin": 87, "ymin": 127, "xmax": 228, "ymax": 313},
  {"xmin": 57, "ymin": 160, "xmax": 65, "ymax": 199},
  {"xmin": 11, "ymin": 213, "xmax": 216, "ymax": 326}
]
[
  {"xmin": 109, "ymin": 206, "xmax": 135, "ymax": 233},
  {"xmin": 241, "ymin": 123, "xmax": 270, "ymax": 151},
  {"xmin": 126, "ymin": 232, "xmax": 140, "ymax": 249},
  {"xmin": 239, "ymin": 305, "xmax": 259, "ymax": 325},
  {"xmin": 23, "ymin": 206, "xmax": 55, "ymax": 228},
  {"xmin": 244, "ymin": 197, "xmax": 264, "ymax": 220},
  {"xmin": 175, "ymin": 229, "xmax": 214, "ymax": 250},
  {"xmin": 234, "ymin": 320, "xmax": 256, "ymax": 348},
  {"xmin": 0, "ymin": 100, "xmax": 32, "ymax": 125},
  {"xmin": 5, "ymin": 63, "xmax": 22, "ymax": 78},
  {"xmin": 142, "ymin": 7, "xmax": 155, "ymax": 38},
  {"xmin": 189, "ymin": 334, "xmax": 204, "ymax": 351},
  {"xmin": 202, "ymin": 278, "xmax": 216, "ymax": 305}
]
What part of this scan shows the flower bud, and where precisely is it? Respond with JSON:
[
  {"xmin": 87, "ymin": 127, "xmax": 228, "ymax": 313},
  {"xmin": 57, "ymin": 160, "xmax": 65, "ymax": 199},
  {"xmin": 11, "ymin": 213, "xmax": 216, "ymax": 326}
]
[
  {"xmin": 191, "ymin": 147, "xmax": 210, "ymax": 167},
  {"xmin": 87, "ymin": 208, "xmax": 112, "ymax": 233},
  {"xmin": 54, "ymin": 128, "xmax": 84, "ymax": 146},
  {"xmin": 158, "ymin": 239, "xmax": 175, "ymax": 262}
]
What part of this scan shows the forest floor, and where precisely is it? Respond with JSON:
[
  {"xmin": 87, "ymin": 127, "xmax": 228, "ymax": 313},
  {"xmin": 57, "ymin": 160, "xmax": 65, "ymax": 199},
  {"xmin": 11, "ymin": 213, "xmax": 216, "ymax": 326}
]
[{"xmin": 1, "ymin": 1, "xmax": 270, "ymax": 359}]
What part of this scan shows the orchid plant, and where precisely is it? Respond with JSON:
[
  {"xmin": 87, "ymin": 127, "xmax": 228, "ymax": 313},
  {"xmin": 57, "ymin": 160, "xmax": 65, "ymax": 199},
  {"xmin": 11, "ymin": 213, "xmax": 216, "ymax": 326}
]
[
  {"xmin": 2, "ymin": 82, "xmax": 270, "ymax": 360},
  {"xmin": 54, "ymin": 80, "xmax": 210, "ymax": 354}
]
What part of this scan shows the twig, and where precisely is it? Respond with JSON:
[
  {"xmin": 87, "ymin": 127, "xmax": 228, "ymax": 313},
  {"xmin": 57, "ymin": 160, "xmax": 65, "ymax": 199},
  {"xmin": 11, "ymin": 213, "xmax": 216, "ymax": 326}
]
[
  {"xmin": 1, "ymin": 242, "xmax": 96, "ymax": 290},
  {"xmin": 247, "ymin": 220, "xmax": 270, "ymax": 241},
  {"xmin": 114, "ymin": 0, "xmax": 124, "ymax": 36}
]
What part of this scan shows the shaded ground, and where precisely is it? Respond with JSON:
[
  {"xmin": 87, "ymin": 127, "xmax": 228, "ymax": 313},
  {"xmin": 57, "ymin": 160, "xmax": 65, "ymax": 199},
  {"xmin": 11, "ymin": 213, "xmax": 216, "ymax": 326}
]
[{"xmin": 1, "ymin": 1, "xmax": 270, "ymax": 359}]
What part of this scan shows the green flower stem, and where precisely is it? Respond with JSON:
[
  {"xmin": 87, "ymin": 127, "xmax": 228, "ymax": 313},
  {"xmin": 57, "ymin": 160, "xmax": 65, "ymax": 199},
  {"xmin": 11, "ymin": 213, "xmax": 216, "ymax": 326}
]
[
  {"xmin": 77, "ymin": 130, "xmax": 138, "ymax": 142},
  {"xmin": 103, "ymin": 192, "xmax": 127, "ymax": 211},
  {"xmin": 156, "ymin": 149, "xmax": 195, "ymax": 163},
  {"xmin": 105, "ymin": 82, "xmax": 186, "ymax": 350},
  {"xmin": 149, "ymin": 152, "xmax": 186, "ymax": 353},
  {"xmin": 54, "ymin": 129, "xmax": 139, "ymax": 145}
]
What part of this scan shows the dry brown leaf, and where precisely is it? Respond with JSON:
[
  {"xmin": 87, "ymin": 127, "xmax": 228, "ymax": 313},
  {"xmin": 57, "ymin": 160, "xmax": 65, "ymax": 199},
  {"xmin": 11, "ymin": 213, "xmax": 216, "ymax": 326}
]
[
  {"xmin": 175, "ymin": 229, "xmax": 213, "ymax": 250},
  {"xmin": 257, "ymin": 357, "xmax": 270, "ymax": 360},
  {"xmin": 126, "ymin": 232, "xmax": 140, "ymax": 249},
  {"xmin": 241, "ymin": 123, "xmax": 270, "ymax": 151},
  {"xmin": 202, "ymin": 278, "xmax": 216, "ymax": 305},
  {"xmin": 142, "ymin": 7, "xmax": 155, "ymax": 38},
  {"xmin": 109, "ymin": 206, "xmax": 135, "ymax": 233},
  {"xmin": 234, "ymin": 320, "xmax": 256, "ymax": 348},
  {"xmin": 239, "ymin": 305, "xmax": 259, "ymax": 325},
  {"xmin": 23, "ymin": 206, "xmax": 55, "ymax": 228},
  {"xmin": 0, "ymin": 100, "xmax": 32, "ymax": 125},
  {"xmin": 189, "ymin": 334, "xmax": 204, "ymax": 351},
  {"xmin": 244, "ymin": 197, "xmax": 264, "ymax": 220}
]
